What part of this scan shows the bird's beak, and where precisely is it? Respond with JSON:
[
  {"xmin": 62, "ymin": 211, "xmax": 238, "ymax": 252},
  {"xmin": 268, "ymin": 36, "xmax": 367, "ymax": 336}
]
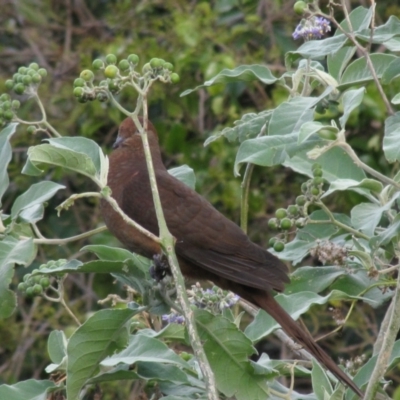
[{"xmin": 112, "ymin": 136, "xmax": 124, "ymax": 149}]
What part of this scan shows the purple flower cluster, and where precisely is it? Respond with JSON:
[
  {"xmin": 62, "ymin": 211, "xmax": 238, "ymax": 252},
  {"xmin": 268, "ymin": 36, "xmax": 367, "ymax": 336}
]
[
  {"xmin": 162, "ymin": 313, "xmax": 185, "ymax": 324},
  {"xmin": 293, "ymin": 17, "xmax": 331, "ymax": 40}
]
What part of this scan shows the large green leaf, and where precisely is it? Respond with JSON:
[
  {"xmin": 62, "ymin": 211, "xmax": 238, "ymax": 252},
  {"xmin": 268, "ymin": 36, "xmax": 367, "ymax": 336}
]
[
  {"xmin": 195, "ymin": 310, "xmax": 271, "ymax": 400},
  {"xmin": 168, "ymin": 165, "xmax": 196, "ymax": 189},
  {"xmin": 355, "ymin": 15, "xmax": 400, "ymax": 46},
  {"xmin": 0, "ymin": 123, "xmax": 18, "ymax": 207},
  {"xmin": 339, "ymin": 88, "xmax": 365, "ymax": 128},
  {"xmin": 0, "ymin": 380, "xmax": 59, "ymax": 400},
  {"xmin": 312, "ymin": 360, "xmax": 333, "ymax": 400},
  {"xmin": 383, "ymin": 112, "xmax": 400, "ymax": 163},
  {"xmin": 0, "ymin": 237, "xmax": 36, "ymax": 319},
  {"xmin": 181, "ymin": 65, "xmax": 279, "ymax": 96},
  {"xmin": 66, "ymin": 308, "xmax": 139, "ymax": 400}
]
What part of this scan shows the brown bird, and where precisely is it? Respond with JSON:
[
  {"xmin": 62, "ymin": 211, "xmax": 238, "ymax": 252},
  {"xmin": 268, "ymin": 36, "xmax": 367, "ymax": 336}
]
[{"xmin": 100, "ymin": 117, "xmax": 363, "ymax": 398}]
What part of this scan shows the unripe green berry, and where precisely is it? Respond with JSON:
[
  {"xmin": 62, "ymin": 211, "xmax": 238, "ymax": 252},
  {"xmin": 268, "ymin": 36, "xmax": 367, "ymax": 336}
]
[
  {"xmin": 38, "ymin": 68, "xmax": 47, "ymax": 78},
  {"xmin": 170, "ymin": 73, "xmax": 180, "ymax": 83},
  {"xmin": 73, "ymin": 78, "xmax": 85, "ymax": 87},
  {"xmin": 32, "ymin": 284, "xmax": 43, "ymax": 295},
  {"xmin": 32, "ymin": 73, "xmax": 42, "ymax": 84},
  {"xmin": 287, "ymin": 205, "xmax": 299, "ymax": 216},
  {"xmin": 92, "ymin": 59, "xmax": 104, "ymax": 70},
  {"xmin": 18, "ymin": 66, "xmax": 28, "ymax": 74},
  {"xmin": 23, "ymin": 274, "xmax": 30, "ymax": 282},
  {"xmin": 296, "ymin": 195, "xmax": 307, "ymax": 206},
  {"xmin": 105, "ymin": 54, "xmax": 117, "ymax": 65},
  {"xmin": 26, "ymin": 286, "xmax": 34, "ymax": 297},
  {"xmin": 3, "ymin": 110, "xmax": 14, "ymax": 121},
  {"xmin": 80, "ymin": 70, "xmax": 94, "ymax": 82},
  {"xmin": 311, "ymin": 163, "xmax": 322, "ymax": 171},
  {"xmin": 118, "ymin": 59, "xmax": 130, "ymax": 71},
  {"xmin": 280, "ymin": 218, "xmax": 293, "ymax": 230},
  {"xmin": 311, "ymin": 187, "xmax": 320, "ymax": 196},
  {"xmin": 150, "ymin": 58, "xmax": 162, "ymax": 68},
  {"xmin": 27, "ymin": 69, "xmax": 37, "ymax": 77},
  {"xmin": 104, "ymin": 65, "xmax": 119, "ymax": 79},
  {"xmin": 142, "ymin": 63, "xmax": 152, "ymax": 73},
  {"xmin": 5, "ymin": 79, "xmax": 14, "ymax": 90},
  {"xmin": 313, "ymin": 176, "xmax": 324, "ymax": 185},
  {"xmin": 108, "ymin": 80, "xmax": 119, "ymax": 92},
  {"xmin": 269, "ymin": 237, "xmax": 277, "ymax": 247},
  {"xmin": 293, "ymin": 1, "xmax": 307, "ymax": 14},
  {"xmin": 268, "ymin": 218, "xmax": 279, "ymax": 230},
  {"xmin": 40, "ymin": 277, "xmax": 50, "ymax": 288},
  {"xmin": 29, "ymin": 62, "xmax": 39, "ymax": 71},
  {"xmin": 22, "ymin": 75, "xmax": 32, "ymax": 85},
  {"xmin": 27, "ymin": 126, "xmax": 36, "ymax": 134},
  {"xmin": 301, "ymin": 182, "xmax": 308, "ymax": 193},
  {"xmin": 127, "ymin": 54, "xmax": 139, "ymax": 64},
  {"xmin": 17, "ymin": 282, "xmax": 27, "ymax": 292},
  {"xmin": 73, "ymin": 87, "xmax": 84, "ymax": 97},
  {"xmin": 275, "ymin": 208, "xmax": 287, "ymax": 220},
  {"xmin": 274, "ymin": 241, "xmax": 285, "ymax": 252},
  {"xmin": 296, "ymin": 218, "xmax": 306, "ymax": 228},
  {"xmin": 164, "ymin": 62, "xmax": 173, "ymax": 71},
  {"xmin": 0, "ymin": 109, "xmax": 3, "ymax": 117},
  {"xmin": 33, "ymin": 275, "xmax": 42, "ymax": 284},
  {"xmin": 77, "ymin": 97, "xmax": 87, "ymax": 104},
  {"xmin": 2, "ymin": 100, "xmax": 11, "ymax": 110},
  {"xmin": 11, "ymin": 100, "xmax": 20, "ymax": 110},
  {"xmin": 0, "ymin": 93, "xmax": 10, "ymax": 101},
  {"xmin": 313, "ymin": 168, "xmax": 323, "ymax": 177},
  {"xmin": 96, "ymin": 92, "xmax": 108, "ymax": 102}
]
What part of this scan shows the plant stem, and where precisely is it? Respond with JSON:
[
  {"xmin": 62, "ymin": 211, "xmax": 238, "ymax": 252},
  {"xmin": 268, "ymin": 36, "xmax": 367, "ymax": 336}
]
[
  {"xmin": 364, "ymin": 261, "xmax": 400, "ymax": 399},
  {"xmin": 240, "ymin": 162, "xmax": 254, "ymax": 234}
]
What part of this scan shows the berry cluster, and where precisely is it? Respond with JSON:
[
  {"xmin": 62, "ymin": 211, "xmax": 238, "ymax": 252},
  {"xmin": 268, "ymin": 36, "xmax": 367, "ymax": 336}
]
[
  {"xmin": 268, "ymin": 163, "xmax": 327, "ymax": 252},
  {"xmin": 17, "ymin": 259, "xmax": 67, "ymax": 297},
  {"xmin": 73, "ymin": 53, "xmax": 179, "ymax": 103},
  {"xmin": 0, "ymin": 94, "xmax": 20, "ymax": 126}
]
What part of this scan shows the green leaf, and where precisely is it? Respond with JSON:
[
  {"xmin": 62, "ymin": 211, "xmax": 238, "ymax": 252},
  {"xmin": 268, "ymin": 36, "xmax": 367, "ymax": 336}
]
[
  {"xmin": 381, "ymin": 57, "xmax": 400, "ymax": 84},
  {"xmin": 168, "ymin": 165, "xmax": 196, "ymax": 189},
  {"xmin": 205, "ymin": 110, "xmax": 272, "ymax": 145},
  {"xmin": 322, "ymin": 178, "xmax": 383, "ymax": 199},
  {"xmin": 298, "ymin": 122, "xmax": 338, "ymax": 144},
  {"xmin": 339, "ymin": 88, "xmax": 365, "ymax": 128},
  {"xmin": 11, "ymin": 181, "xmax": 65, "ymax": 221},
  {"xmin": 383, "ymin": 112, "xmax": 400, "ymax": 163},
  {"xmin": 312, "ymin": 359, "xmax": 333, "ymax": 400},
  {"xmin": 391, "ymin": 93, "xmax": 400, "ymax": 104},
  {"xmin": 23, "ymin": 144, "xmax": 98, "ymax": 182},
  {"xmin": 181, "ymin": 65, "xmax": 279, "ymax": 96},
  {"xmin": 339, "ymin": 54, "xmax": 397, "ymax": 89},
  {"xmin": 370, "ymin": 213, "xmax": 400, "ymax": 249},
  {"xmin": 46, "ymin": 330, "xmax": 68, "ymax": 373},
  {"xmin": 101, "ymin": 333, "xmax": 188, "ymax": 368},
  {"xmin": 0, "ymin": 237, "xmax": 36, "ymax": 319},
  {"xmin": 0, "ymin": 380, "xmax": 59, "ymax": 400},
  {"xmin": 0, "ymin": 123, "xmax": 18, "ymax": 207},
  {"xmin": 195, "ymin": 310, "xmax": 270, "ymax": 400},
  {"xmin": 66, "ymin": 308, "xmax": 139, "ymax": 400},
  {"xmin": 355, "ymin": 15, "xmax": 400, "ymax": 45}
]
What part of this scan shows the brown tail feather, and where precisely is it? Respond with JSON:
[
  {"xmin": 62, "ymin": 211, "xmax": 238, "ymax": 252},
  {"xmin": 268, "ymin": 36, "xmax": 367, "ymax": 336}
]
[{"xmin": 252, "ymin": 291, "xmax": 364, "ymax": 398}]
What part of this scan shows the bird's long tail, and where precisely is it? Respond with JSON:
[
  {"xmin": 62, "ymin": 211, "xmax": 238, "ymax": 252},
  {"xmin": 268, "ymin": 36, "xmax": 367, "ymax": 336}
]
[{"xmin": 252, "ymin": 291, "xmax": 364, "ymax": 398}]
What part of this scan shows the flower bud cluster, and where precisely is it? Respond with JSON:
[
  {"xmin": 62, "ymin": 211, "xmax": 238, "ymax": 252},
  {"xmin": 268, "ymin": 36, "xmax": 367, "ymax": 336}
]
[{"xmin": 310, "ymin": 240, "xmax": 348, "ymax": 266}]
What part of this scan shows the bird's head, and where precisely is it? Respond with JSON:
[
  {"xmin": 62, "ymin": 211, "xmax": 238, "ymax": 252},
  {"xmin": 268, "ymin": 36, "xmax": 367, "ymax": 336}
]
[{"xmin": 113, "ymin": 117, "xmax": 158, "ymax": 150}]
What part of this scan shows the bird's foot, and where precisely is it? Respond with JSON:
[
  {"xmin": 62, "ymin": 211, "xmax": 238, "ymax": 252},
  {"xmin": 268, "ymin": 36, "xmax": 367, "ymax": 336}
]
[{"xmin": 150, "ymin": 254, "xmax": 171, "ymax": 282}]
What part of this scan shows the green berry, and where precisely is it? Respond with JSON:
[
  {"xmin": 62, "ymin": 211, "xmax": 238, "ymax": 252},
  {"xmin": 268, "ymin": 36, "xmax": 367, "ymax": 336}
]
[
  {"xmin": 29, "ymin": 62, "xmax": 39, "ymax": 71},
  {"xmin": 33, "ymin": 275, "xmax": 42, "ymax": 284},
  {"xmin": 311, "ymin": 187, "xmax": 320, "ymax": 196},
  {"xmin": 313, "ymin": 168, "xmax": 323, "ymax": 177},
  {"xmin": 269, "ymin": 237, "xmax": 277, "ymax": 247},
  {"xmin": 274, "ymin": 241, "xmax": 285, "ymax": 252},
  {"xmin": 32, "ymin": 73, "xmax": 42, "ymax": 84},
  {"xmin": 77, "ymin": 97, "xmax": 87, "ymax": 104},
  {"xmin": 268, "ymin": 218, "xmax": 279, "ymax": 230},
  {"xmin": 27, "ymin": 126, "xmax": 36, "ymax": 134},
  {"xmin": 13, "ymin": 83, "xmax": 25, "ymax": 95},
  {"xmin": 38, "ymin": 68, "xmax": 47, "ymax": 78},
  {"xmin": 12, "ymin": 73, "xmax": 20, "ymax": 82},
  {"xmin": 92, "ymin": 59, "xmax": 104, "ymax": 70},
  {"xmin": 108, "ymin": 80, "xmax": 119, "ymax": 92},
  {"xmin": 170, "ymin": 73, "xmax": 180, "ymax": 83},
  {"xmin": 287, "ymin": 205, "xmax": 299, "ymax": 216},
  {"xmin": 2, "ymin": 100, "xmax": 11, "ymax": 110},
  {"xmin": 23, "ymin": 274, "xmax": 30, "ymax": 282},
  {"xmin": 105, "ymin": 54, "xmax": 117, "ymax": 65},
  {"xmin": 22, "ymin": 75, "xmax": 32, "ymax": 85},
  {"xmin": 142, "ymin": 63, "xmax": 152, "ymax": 73},
  {"xmin": 164, "ymin": 62, "xmax": 173, "ymax": 71},
  {"xmin": 296, "ymin": 218, "xmax": 306, "ymax": 228},
  {"xmin": 32, "ymin": 284, "xmax": 43, "ymax": 296},
  {"xmin": 27, "ymin": 69, "xmax": 37, "ymax": 76},
  {"xmin": 96, "ymin": 92, "xmax": 108, "ymax": 102},
  {"xmin": 150, "ymin": 58, "xmax": 162, "ymax": 68},
  {"xmin": 18, "ymin": 66, "xmax": 28, "ymax": 74},
  {"xmin": 73, "ymin": 78, "xmax": 85, "ymax": 87},
  {"xmin": 3, "ymin": 110, "xmax": 14, "ymax": 121},
  {"xmin": 80, "ymin": 70, "xmax": 94, "ymax": 82},
  {"xmin": 313, "ymin": 176, "xmax": 324, "ymax": 185},
  {"xmin": 0, "ymin": 109, "xmax": 3, "ymax": 117},
  {"xmin": 280, "ymin": 218, "xmax": 293, "ymax": 230},
  {"xmin": 26, "ymin": 286, "xmax": 34, "ymax": 297},
  {"xmin": 0, "ymin": 93, "xmax": 10, "ymax": 101},
  {"xmin": 301, "ymin": 182, "xmax": 308, "ymax": 193},
  {"xmin": 118, "ymin": 59, "xmax": 130, "ymax": 71},
  {"xmin": 311, "ymin": 163, "xmax": 322, "ymax": 171},
  {"xmin": 73, "ymin": 87, "xmax": 84, "ymax": 97},
  {"xmin": 40, "ymin": 277, "xmax": 50, "ymax": 288},
  {"xmin": 17, "ymin": 282, "xmax": 27, "ymax": 292},
  {"xmin": 296, "ymin": 195, "xmax": 307, "ymax": 206},
  {"xmin": 294, "ymin": 1, "xmax": 307, "ymax": 14},
  {"xmin": 5, "ymin": 79, "xmax": 14, "ymax": 90},
  {"xmin": 275, "ymin": 208, "xmax": 287, "ymax": 220},
  {"xmin": 127, "ymin": 54, "xmax": 139, "ymax": 64},
  {"xmin": 104, "ymin": 65, "xmax": 119, "ymax": 79},
  {"xmin": 11, "ymin": 100, "xmax": 20, "ymax": 110}
]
